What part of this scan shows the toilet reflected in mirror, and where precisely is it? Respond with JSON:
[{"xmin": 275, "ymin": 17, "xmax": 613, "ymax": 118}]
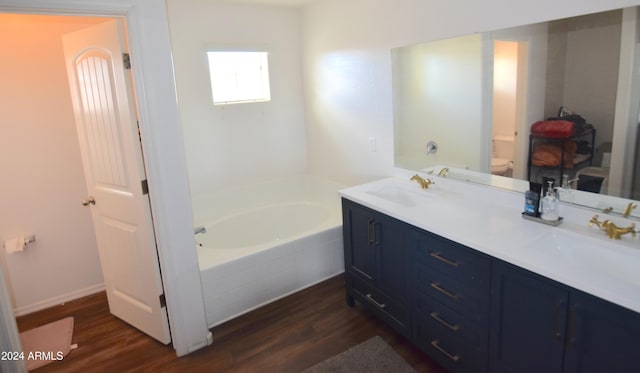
[{"xmin": 492, "ymin": 136, "xmax": 515, "ymax": 177}]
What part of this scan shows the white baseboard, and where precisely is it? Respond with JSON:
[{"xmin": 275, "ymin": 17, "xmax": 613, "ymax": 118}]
[{"xmin": 13, "ymin": 283, "xmax": 106, "ymax": 317}]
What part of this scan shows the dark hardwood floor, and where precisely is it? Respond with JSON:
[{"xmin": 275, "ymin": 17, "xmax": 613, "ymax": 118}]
[{"xmin": 16, "ymin": 274, "xmax": 446, "ymax": 372}]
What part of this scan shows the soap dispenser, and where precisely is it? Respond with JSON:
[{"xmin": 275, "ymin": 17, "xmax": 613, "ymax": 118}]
[{"xmin": 541, "ymin": 181, "xmax": 559, "ymax": 221}]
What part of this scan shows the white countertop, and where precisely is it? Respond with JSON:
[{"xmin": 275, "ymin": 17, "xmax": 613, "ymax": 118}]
[{"xmin": 339, "ymin": 172, "xmax": 640, "ymax": 313}]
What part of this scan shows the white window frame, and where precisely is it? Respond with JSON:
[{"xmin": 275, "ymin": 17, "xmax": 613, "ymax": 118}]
[{"xmin": 206, "ymin": 49, "xmax": 271, "ymax": 105}]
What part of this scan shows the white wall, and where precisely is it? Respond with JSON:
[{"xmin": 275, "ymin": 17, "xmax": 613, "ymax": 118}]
[
  {"xmin": 545, "ymin": 20, "xmax": 569, "ymax": 118},
  {"xmin": 0, "ymin": 14, "xmax": 106, "ymax": 315},
  {"xmin": 563, "ymin": 10, "xmax": 622, "ymax": 146},
  {"xmin": 167, "ymin": 1, "xmax": 307, "ymax": 196},
  {"xmin": 301, "ymin": 0, "xmax": 640, "ymax": 186},
  {"xmin": 393, "ymin": 35, "xmax": 483, "ymax": 171}
]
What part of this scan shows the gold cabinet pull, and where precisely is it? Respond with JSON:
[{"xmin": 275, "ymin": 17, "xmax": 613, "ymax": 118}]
[
  {"xmin": 365, "ymin": 293, "xmax": 386, "ymax": 309},
  {"xmin": 430, "ymin": 251, "xmax": 459, "ymax": 267},
  {"xmin": 430, "ymin": 311, "xmax": 460, "ymax": 332},
  {"xmin": 431, "ymin": 282, "xmax": 460, "ymax": 300},
  {"xmin": 431, "ymin": 340, "xmax": 460, "ymax": 362}
]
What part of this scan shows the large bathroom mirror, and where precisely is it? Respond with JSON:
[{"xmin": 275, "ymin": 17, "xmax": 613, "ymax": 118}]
[{"xmin": 393, "ymin": 6, "xmax": 640, "ymax": 215}]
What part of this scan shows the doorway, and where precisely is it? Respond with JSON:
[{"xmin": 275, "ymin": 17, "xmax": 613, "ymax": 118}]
[
  {"xmin": 0, "ymin": 0, "xmax": 211, "ymax": 357},
  {"xmin": 0, "ymin": 12, "xmax": 169, "ymax": 345},
  {"xmin": 491, "ymin": 39, "xmax": 529, "ymax": 180}
]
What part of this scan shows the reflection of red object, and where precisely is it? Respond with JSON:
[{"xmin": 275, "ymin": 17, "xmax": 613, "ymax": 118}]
[
  {"xmin": 530, "ymin": 120, "xmax": 575, "ymax": 138},
  {"xmin": 532, "ymin": 142, "xmax": 577, "ymax": 168}
]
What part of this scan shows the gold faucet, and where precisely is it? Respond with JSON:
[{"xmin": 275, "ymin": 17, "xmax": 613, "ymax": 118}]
[
  {"xmin": 589, "ymin": 214, "xmax": 636, "ymax": 240},
  {"xmin": 623, "ymin": 202, "xmax": 637, "ymax": 218},
  {"xmin": 410, "ymin": 174, "xmax": 435, "ymax": 189},
  {"xmin": 438, "ymin": 167, "xmax": 449, "ymax": 177}
]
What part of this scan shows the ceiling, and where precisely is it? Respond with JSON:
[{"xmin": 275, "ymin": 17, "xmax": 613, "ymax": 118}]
[{"xmin": 210, "ymin": 0, "xmax": 315, "ymax": 7}]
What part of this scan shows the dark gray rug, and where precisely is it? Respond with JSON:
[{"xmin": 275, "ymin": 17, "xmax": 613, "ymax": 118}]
[{"xmin": 302, "ymin": 336, "xmax": 417, "ymax": 373}]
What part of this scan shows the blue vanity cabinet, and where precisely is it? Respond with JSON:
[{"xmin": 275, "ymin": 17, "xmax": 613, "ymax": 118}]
[
  {"xmin": 341, "ymin": 197, "xmax": 640, "ymax": 373},
  {"xmin": 490, "ymin": 260, "xmax": 640, "ymax": 373},
  {"xmin": 342, "ymin": 199, "xmax": 409, "ymax": 337},
  {"xmin": 490, "ymin": 260, "xmax": 568, "ymax": 373},
  {"xmin": 408, "ymin": 228, "xmax": 491, "ymax": 373},
  {"xmin": 563, "ymin": 291, "xmax": 640, "ymax": 373}
]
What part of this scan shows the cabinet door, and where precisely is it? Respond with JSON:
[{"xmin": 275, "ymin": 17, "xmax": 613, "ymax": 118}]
[
  {"xmin": 489, "ymin": 261, "xmax": 567, "ymax": 373},
  {"xmin": 342, "ymin": 200, "xmax": 376, "ymax": 282},
  {"xmin": 564, "ymin": 291, "xmax": 640, "ymax": 373},
  {"xmin": 376, "ymin": 213, "xmax": 406, "ymax": 301}
]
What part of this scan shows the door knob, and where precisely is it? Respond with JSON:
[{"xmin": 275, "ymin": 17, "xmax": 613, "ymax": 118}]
[{"xmin": 81, "ymin": 196, "xmax": 96, "ymax": 206}]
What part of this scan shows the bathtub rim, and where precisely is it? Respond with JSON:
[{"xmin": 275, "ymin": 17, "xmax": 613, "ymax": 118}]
[
  {"xmin": 193, "ymin": 173, "xmax": 344, "ymax": 270},
  {"xmin": 197, "ymin": 200, "xmax": 336, "ymax": 249},
  {"xmin": 196, "ymin": 222, "xmax": 342, "ymax": 271}
]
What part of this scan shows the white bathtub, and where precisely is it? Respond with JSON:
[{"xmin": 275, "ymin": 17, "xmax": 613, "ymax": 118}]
[{"xmin": 192, "ymin": 174, "xmax": 345, "ymax": 328}]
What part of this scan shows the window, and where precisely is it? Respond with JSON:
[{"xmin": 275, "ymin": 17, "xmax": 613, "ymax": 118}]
[{"xmin": 207, "ymin": 51, "xmax": 271, "ymax": 105}]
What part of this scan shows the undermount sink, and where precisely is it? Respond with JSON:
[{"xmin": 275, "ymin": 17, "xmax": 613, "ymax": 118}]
[
  {"xmin": 366, "ymin": 184, "xmax": 424, "ymax": 207},
  {"xmin": 538, "ymin": 231, "xmax": 640, "ymax": 286},
  {"xmin": 364, "ymin": 177, "xmax": 464, "ymax": 208}
]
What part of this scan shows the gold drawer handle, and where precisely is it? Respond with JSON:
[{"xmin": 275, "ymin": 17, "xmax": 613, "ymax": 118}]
[
  {"xmin": 365, "ymin": 293, "xmax": 387, "ymax": 309},
  {"xmin": 431, "ymin": 340, "xmax": 460, "ymax": 362},
  {"xmin": 430, "ymin": 282, "xmax": 460, "ymax": 301},
  {"xmin": 430, "ymin": 311, "xmax": 461, "ymax": 332},
  {"xmin": 430, "ymin": 251, "xmax": 459, "ymax": 267}
]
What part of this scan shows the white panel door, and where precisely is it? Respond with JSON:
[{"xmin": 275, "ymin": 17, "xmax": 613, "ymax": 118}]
[{"xmin": 62, "ymin": 19, "xmax": 171, "ymax": 344}]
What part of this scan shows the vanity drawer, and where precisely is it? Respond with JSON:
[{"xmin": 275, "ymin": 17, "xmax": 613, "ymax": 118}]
[
  {"xmin": 414, "ymin": 290, "xmax": 488, "ymax": 348},
  {"xmin": 408, "ymin": 228, "xmax": 491, "ymax": 288},
  {"xmin": 412, "ymin": 261, "xmax": 490, "ymax": 322},
  {"xmin": 349, "ymin": 276, "xmax": 409, "ymax": 337},
  {"xmin": 414, "ymin": 311, "xmax": 488, "ymax": 373}
]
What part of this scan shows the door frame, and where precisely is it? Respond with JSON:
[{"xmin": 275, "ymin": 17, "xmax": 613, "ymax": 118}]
[
  {"xmin": 610, "ymin": 6, "xmax": 640, "ymax": 198},
  {"xmin": 487, "ymin": 22, "xmax": 549, "ymax": 182},
  {"xmin": 0, "ymin": 0, "xmax": 211, "ymax": 356}
]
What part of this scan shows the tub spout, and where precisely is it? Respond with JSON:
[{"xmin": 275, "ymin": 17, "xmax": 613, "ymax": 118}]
[{"xmin": 194, "ymin": 226, "xmax": 207, "ymax": 235}]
